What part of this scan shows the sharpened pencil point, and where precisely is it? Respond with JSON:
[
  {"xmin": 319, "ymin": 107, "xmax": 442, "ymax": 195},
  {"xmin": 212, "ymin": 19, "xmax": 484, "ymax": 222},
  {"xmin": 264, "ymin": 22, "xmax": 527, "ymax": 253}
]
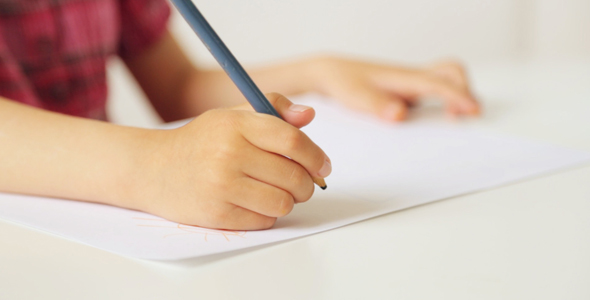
[{"xmin": 313, "ymin": 177, "xmax": 327, "ymax": 190}]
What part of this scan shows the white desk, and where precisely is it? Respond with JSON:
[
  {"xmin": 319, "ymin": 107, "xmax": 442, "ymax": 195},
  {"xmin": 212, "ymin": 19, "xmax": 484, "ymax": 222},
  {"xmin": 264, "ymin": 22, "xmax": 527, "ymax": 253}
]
[{"xmin": 1, "ymin": 61, "xmax": 589, "ymax": 299}]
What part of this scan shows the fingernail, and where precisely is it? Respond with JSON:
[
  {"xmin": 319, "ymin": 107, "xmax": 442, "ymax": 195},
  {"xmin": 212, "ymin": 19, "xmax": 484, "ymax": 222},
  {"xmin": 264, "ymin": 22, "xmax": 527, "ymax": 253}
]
[
  {"xmin": 318, "ymin": 157, "xmax": 332, "ymax": 178},
  {"xmin": 289, "ymin": 104, "xmax": 312, "ymax": 113}
]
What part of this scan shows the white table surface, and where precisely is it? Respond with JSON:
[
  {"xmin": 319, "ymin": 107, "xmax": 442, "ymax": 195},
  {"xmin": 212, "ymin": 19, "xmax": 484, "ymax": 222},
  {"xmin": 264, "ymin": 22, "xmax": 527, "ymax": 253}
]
[{"xmin": 1, "ymin": 60, "xmax": 589, "ymax": 300}]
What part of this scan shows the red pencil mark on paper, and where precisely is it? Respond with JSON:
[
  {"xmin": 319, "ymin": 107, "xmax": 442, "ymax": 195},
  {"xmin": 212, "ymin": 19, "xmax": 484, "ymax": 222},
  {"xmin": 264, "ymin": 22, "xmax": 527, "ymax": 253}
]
[{"xmin": 133, "ymin": 217, "xmax": 246, "ymax": 241}]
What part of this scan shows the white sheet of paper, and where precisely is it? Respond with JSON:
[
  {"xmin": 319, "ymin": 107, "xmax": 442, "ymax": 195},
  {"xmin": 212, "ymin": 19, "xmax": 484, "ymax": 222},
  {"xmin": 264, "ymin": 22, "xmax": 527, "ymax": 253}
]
[{"xmin": 1, "ymin": 95, "xmax": 588, "ymax": 260}]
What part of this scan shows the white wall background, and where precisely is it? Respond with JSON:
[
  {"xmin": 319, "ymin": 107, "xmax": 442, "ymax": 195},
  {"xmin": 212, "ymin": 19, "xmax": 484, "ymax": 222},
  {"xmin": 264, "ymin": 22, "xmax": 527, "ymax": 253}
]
[{"xmin": 107, "ymin": 0, "xmax": 590, "ymax": 126}]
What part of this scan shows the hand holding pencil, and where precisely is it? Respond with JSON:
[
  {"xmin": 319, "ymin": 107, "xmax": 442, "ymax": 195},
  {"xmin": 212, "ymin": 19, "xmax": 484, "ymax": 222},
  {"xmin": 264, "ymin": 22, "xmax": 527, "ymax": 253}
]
[
  {"xmin": 134, "ymin": 0, "xmax": 331, "ymax": 230},
  {"xmin": 171, "ymin": 0, "xmax": 328, "ymax": 190},
  {"xmin": 135, "ymin": 94, "xmax": 330, "ymax": 230}
]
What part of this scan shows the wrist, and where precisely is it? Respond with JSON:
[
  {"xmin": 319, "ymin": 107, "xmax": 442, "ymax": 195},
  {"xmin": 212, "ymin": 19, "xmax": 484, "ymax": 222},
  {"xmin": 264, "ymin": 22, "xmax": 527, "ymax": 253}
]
[
  {"xmin": 300, "ymin": 55, "xmax": 339, "ymax": 96},
  {"xmin": 99, "ymin": 126, "xmax": 166, "ymax": 212},
  {"xmin": 250, "ymin": 56, "xmax": 332, "ymax": 97}
]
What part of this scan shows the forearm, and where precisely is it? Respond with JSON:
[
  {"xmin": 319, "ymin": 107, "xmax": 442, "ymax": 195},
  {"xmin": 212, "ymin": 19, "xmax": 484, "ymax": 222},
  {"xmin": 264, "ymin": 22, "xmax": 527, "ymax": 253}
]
[
  {"xmin": 179, "ymin": 57, "xmax": 320, "ymax": 117},
  {"xmin": 125, "ymin": 30, "xmax": 322, "ymax": 121},
  {"xmin": 0, "ymin": 98, "xmax": 150, "ymax": 208}
]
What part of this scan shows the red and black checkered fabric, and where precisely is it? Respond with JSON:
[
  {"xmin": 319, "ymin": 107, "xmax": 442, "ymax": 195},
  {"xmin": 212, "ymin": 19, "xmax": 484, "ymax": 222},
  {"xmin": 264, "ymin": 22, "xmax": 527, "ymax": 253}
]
[{"xmin": 0, "ymin": 0, "xmax": 170, "ymax": 120}]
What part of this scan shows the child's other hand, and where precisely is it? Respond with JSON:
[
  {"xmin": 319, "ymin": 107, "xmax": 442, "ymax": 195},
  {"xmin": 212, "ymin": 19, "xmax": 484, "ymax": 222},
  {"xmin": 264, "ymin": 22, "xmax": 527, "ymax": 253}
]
[
  {"xmin": 308, "ymin": 56, "xmax": 480, "ymax": 122},
  {"xmin": 135, "ymin": 93, "xmax": 330, "ymax": 230}
]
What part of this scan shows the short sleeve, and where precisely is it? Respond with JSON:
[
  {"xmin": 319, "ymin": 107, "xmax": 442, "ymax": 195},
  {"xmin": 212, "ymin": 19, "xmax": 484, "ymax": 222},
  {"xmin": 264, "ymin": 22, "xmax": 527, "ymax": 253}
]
[{"xmin": 117, "ymin": 0, "xmax": 170, "ymax": 58}]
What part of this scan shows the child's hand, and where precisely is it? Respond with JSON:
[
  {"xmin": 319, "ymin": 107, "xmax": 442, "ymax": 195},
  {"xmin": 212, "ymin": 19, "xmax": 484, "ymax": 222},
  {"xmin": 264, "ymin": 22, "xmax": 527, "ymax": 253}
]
[
  {"xmin": 134, "ymin": 33, "xmax": 480, "ymax": 122},
  {"xmin": 307, "ymin": 56, "xmax": 480, "ymax": 122},
  {"xmin": 135, "ymin": 93, "xmax": 330, "ymax": 230}
]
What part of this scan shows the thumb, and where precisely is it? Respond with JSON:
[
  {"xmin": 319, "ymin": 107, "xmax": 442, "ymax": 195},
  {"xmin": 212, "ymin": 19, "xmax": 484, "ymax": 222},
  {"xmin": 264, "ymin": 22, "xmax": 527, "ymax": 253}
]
[{"xmin": 231, "ymin": 93, "xmax": 316, "ymax": 129}]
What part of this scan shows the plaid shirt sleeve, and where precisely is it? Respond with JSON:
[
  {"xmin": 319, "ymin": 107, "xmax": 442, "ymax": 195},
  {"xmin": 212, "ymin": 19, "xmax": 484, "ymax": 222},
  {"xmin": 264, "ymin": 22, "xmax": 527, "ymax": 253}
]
[{"xmin": 117, "ymin": 0, "xmax": 171, "ymax": 59}]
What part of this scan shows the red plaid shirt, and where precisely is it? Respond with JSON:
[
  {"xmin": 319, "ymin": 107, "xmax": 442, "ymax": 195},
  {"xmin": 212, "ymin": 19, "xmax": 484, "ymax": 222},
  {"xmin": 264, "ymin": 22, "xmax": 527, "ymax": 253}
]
[{"xmin": 0, "ymin": 0, "xmax": 170, "ymax": 120}]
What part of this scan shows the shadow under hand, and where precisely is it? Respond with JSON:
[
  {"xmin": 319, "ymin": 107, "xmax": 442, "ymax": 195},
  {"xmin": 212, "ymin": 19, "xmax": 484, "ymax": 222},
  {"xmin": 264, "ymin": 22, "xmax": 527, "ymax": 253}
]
[
  {"xmin": 160, "ymin": 191, "xmax": 390, "ymax": 268},
  {"xmin": 273, "ymin": 190, "xmax": 390, "ymax": 230},
  {"xmin": 407, "ymin": 98, "xmax": 509, "ymax": 124}
]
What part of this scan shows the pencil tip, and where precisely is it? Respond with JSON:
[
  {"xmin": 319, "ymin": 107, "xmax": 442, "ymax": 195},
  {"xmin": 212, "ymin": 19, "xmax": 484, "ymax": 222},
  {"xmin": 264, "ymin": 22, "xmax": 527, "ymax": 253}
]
[{"xmin": 313, "ymin": 177, "xmax": 327, "ymax": 190}]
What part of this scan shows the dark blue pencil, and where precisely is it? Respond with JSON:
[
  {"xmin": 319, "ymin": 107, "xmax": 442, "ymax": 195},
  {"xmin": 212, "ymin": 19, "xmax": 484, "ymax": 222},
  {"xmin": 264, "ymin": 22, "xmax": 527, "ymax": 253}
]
[
  {"xmin": 170, "ymin": 0, "xmax": 281, "ymax": 118},
  {"xmin": 170, "ymin": 0, "xmax": 327, "ymax": 189}
]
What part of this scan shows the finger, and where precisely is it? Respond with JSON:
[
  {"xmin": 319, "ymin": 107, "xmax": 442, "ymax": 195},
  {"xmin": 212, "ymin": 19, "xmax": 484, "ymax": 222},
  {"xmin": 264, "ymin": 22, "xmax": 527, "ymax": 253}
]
[
  {"xmin": 401, "ymin": 72, "xmax": 479, "ymax": 115},
  {"xmin": 446, "ymin": 104, "xmax": 460, "ymax": 118},
  {"xmin": 241, "ymin": 148, "xmax": 314, "ymax": 203},
  {"xmin": 265, "ymin": 93, "xmax": 316, "ymax": 129},
  {"xmin": 337, "ymin": 85, "xmax": 408, "ymax": 122},
  {"xmin": 428, "ymin": 61, "xmax": 471, "ymax": 91},
  {"xmin": 208, "ymin": 203, "xmax": 278, "ymax": 230},
  {"xmin": 230, "ymin": 93, "xmax": 316, "ymax": 129},
  {"xmin": 229, "ymin": 177, "xmax": 295, "ymax": 218},
  {"xmin": 236, "ymin": 112, "xmax": 331, "ymax": 179}
]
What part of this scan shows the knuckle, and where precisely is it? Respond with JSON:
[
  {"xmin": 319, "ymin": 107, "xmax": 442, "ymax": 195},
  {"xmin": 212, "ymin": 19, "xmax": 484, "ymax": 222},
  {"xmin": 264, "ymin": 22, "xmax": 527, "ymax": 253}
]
[
  {"xmin": 299, "ymin": 182, "xmax": 315, "ymax": 203},
  {"xmin": 436, "ymin": 60, "xmax": 467, "ymax": 78},
  {"xmin": 412, "ymin": 73, "xmax": 436, "ymax": 92},
  {"xmin": 315, "ymin": 55, "xmax": 343, "ymax": 70},
  {"xmin": 446, "ymin": 60, "xmax": 466, "ymax": 72},
  {"xmin": 205, "ymin": 118, "xmax": 244, "ymax": 162},
  {"xmin": 275, "ymin": 191, "xmax": 294, "ymax": 217},
  {"xmin": 216, "ymin": 110, "xmax": 242, "ymax": 129},
  {"xmin": 203, "ymin": 109, "xmax": 241, "ymax": 131},
  {"xmin": 264, "ymin": 93, "xmax": 292, "ymax": 112},
  {"xmin": 264, "ymin": 92, "xmax": 283, "ymax": 105},
  {"xmin": 282, "ymin": 128, "xmax": 304, "ymax": 151},
  {"xmin": 288, "ymin": 165, "xmax": 314, "ymax": 203},
  {"xmin": 423, "ymin": 77, "xmax": 446, "ymax": 94},
  {"xmin": 205, "ymin": 171, "xmax": 236, "ymax": 197},
  {"xmin": 288, "ymin": 165, "xmax": 308, "ymax": 186},
  {"xmin": 202, "ymin": 109, "xmax": 226, "ymax": 123},
  {"xmin": 214, "ymin": 141, "xmax": 240, "ymax": 161}
]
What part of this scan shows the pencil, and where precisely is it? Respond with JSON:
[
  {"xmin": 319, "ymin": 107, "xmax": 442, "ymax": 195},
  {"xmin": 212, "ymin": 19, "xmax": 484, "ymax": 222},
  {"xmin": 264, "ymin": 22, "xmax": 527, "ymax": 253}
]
[{"xmin": 170, "ymin": 0, "xmax": 327, "ymax": 190}]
